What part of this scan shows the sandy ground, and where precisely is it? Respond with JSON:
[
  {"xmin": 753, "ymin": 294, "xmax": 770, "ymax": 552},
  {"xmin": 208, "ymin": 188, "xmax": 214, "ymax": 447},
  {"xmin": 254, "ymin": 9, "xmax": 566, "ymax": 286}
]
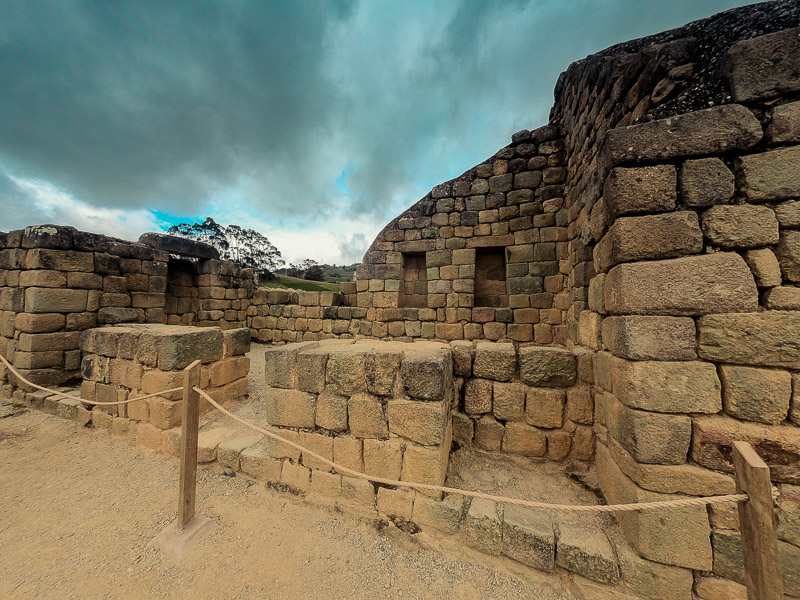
[{"xmin": 0, "ymin": 408, "xmax": 571, "ymax": 600}]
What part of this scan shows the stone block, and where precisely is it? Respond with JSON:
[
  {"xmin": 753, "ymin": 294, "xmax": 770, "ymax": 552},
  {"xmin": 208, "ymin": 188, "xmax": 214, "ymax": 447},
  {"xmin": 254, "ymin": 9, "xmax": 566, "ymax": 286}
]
[
  {"xmin": 401, "ymin": 347, "xmax": 450, "ymax": 401},
  {"xmin": 14, "ymin": 312, "xmax": 65, "ymax": 333},
  {"xmin": 387, "ymin": 399, "xmax": 446, "ymax": 445},
  {"xmin": 310, "ymin": 470, "xmax": 342, "ymax": 498},
  {"xmin": 720, "ymin": 365, "xmax": 791, "ymax": 424},
  {"xmin": 518, "ymin": 346, "xmax": 576, "ymax": 387},
  {"xmin": 299, "ymin": 430, "xmax": 334, "ymax": 471},
  {"xmin": 502, "ymin": 421, "xmax": 546, "ymax": 456},
  {"xmin": 556, "ymin": 518, "xmax": 619, "ymax": 583},
  {"xmin": 474, "ymin": 414, "xmax": 504, "ymax": 451},
  {"xmin": 295, "ymin": 348, "xmax": 328, "ymax": 393},
  {"xmin": 738, "ymin": 145, "xmax": 800, "ymax": 202},
  {"xmin": 679, "ymin": 157, "xmax": 735, "ymax": 207},
  {"xmin": 463, "ymin": 498, "xmax": 502, "ymax": 555},
  {"xmin": 603, "ymin": 104, "xmax": 761, "ymax": 165},
  {"xmin": 217, "ymin": 434, "xmax": 262, "ymax": 470},
  {"xmin": 611, "ymin": 357, "xmax": 721, "ymax": 413},
  {"xmin": 602, "ymin": 316, "xmax": 696, "ymax": 361},
  {"xmin": 698, "ymin": 311, "xmax": 800, "ymax": 368},
  {"xmin": 376, "ymin": 487, "xmax": 414, "ymax": 519},
  {"xmin": 340, "ymin": 476, "xmax": 376, "ymax": 511},
  {"xmin": 694, "ymin": 576, "xmax": 747, "ymax": 600},
  {"xmin": 363, "ymin": 438, "xmax": 403, "ymax": 480},
  {"xmin": 764, "ymin": 286, "xmax": 800, "ymax": 310},
  {"xmin": 401, "ymin": 442, "xmax": 448, "ymax": 491},
  {"xmin": 604, "ymin": 253, "xmax": 758, "ymax": 316},
  {"xmin": 492, "ymin": 382, "xmax": 525, "ymax": 422},
  {"xmin": 136, "ymin": 422, "xmax": 165, "ymax": 450},
  {"xmin": 281, "ymin": 461, "xmax": 311, "ymax": 492},
  {"xmin": 326, "ymin": 348, "xmax": 367, "ymax": 395},
  {"xmin": 745, "ymin": 248, "xmax": 783, "ymax": 288},
  {"xmin": 449, "ymin": 340, "xmax": 472, "ymax": 377},
  {"xmin": 597, "ymin": 444, "xmax": 712, "ymax": 570},
  {"xmin": 264, "ymin": 344, "xmax": 301, "ymax": 388},
  {"xmin": 25, "ymin": 287, "xmax": 88, "ymax": 313},
  {"xmin": 464, "ymin": 378, "xmax": 492, "ymax": 414},
  {"xmin": 412, "ymin": 493, "xmax": 465, "ymax": 535},
  {"xmin": 775, "ymin": 200, "xmax": 800, "ymax": 229},
  {"xmin": 603, "ymin": 165, "xmax": 676, "ymax": 219},
  {"xmin": 777, "ymin": 231, "xmax": 800, "ymax": 282},
  {"xmin": 348, "ymin": 392, "xmax": 387, "ymax": 438},
  {"xmin": 315, "ymin": 389, "xmax": 348, "ymax": 432},
  {"xmin": 767, "ymin": 100, "xmax": 800, "ymax": 143},
  {"xmin": 149, "ymin": 327, "xmax": 223, "ymax": 370},
  {"xmin": 195, "ymin": 427, "xmax": 234, "ymax": 462},
  {"xmin": 501, "ymin": 505, "xmax": 554, "ymax": 571},
  {"xmin": 702, "ymin": 204, "xmax": 779, "ymax": 249},
  {"xmin": 223, "ymin": 328, "xmax": 250, "ymax": 356},
  {"xmin": 723, "ymin": 26, "xmax": 800, "ymax": 102},
  {"xmin": 691, "ymin": 416, "xmax": 800, "ymax": 484},
  {"xmin": 148, "ymin": 397, "xmax": 181, "ymax": 429},
  {"xmin": 206, "ymin": 356, "xmax": 249, "ymax": 387},
  {"xmin": 616, "ymin": 540, "xmax": 694, "ymax": 600},
  {"xmin": 265, "ymin": 388, "xmax": 316, "ymax": 428},
  {"xmin": 264, "ymin": 427, "xmax": 300, "ymax": 461},
  {"xmin": 333, "ymin": 435, "xmax": 363, "ymax": 473},
  {"xmin": 365, "ymin": 349, "xmax": 401, "ymax": 396},
  {"xmin": 595, "ymin": 212, "xmax": 702, "ymax": 271},
  {"xmin": 240, "ymin": 442, "xmax": 283, "ymax": 481},
  {"xmin": 451, "ymin": 411, "xmax": 474, "ymax": 444},
  {"xmin": 472, "ymin": 342, "xmax": 515, "ymax": 381},
  {"xmin": 525, "ymin": 388, "xmax": 564, "ymax": 429}
]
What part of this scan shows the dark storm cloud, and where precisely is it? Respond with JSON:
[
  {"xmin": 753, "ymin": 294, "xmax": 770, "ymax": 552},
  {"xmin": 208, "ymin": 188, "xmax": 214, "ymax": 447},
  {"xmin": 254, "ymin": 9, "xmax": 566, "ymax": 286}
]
[{"xmin": 0, "ymin": 0, "xmax": 752, "ymax": 232}]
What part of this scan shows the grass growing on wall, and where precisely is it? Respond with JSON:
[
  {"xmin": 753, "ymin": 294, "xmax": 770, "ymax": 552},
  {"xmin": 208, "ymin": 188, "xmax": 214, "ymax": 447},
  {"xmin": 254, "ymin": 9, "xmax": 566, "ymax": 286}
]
[{"xmin": 263, "ymin": 274, "xmax": 341, "ymax": 292}]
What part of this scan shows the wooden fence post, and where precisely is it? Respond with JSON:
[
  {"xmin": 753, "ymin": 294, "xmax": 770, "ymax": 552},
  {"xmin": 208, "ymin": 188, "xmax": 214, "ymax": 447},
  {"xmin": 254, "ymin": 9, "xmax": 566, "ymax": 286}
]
[
  {"xmin": 178, "ymin": 360, "xmax": 202, "ymax": 531},
  {"xmin": 732, "ymin": 441, "xmax": 784, "ymax": 600}
]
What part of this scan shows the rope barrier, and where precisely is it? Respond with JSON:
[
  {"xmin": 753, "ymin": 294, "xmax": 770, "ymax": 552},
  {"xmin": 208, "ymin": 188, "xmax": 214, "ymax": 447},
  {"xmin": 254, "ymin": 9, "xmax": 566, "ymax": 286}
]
[
  {"xmin": 193, "ymin": 386, "xmax": 749, "ymax": 514},
  {"xmin": 0, "ymin": 353, "xmax": 182, "ymax": 406}
]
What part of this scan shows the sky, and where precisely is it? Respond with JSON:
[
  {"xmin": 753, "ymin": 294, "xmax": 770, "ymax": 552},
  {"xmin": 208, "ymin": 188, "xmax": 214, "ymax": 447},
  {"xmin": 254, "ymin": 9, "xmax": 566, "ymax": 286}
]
[{"xmin": 0, "ymin": 0, "xmax": 754, "ymax": 266}]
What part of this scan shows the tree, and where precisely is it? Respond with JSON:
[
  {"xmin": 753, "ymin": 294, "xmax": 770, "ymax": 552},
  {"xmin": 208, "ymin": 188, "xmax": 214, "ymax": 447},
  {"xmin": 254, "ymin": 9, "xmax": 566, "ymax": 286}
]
[
  {"xmin": 304, "ymin": 265, "xmax": 323, "ymax": 281},
  {"xmin": 167, "ymin": 217, "xmax": 284, "ymax": 275}
]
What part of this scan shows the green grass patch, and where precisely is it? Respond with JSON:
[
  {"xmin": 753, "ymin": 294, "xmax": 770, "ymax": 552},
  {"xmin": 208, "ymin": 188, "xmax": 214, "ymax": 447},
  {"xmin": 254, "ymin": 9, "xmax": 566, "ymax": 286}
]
[{"xmin": 264, "ymin": 274, "xmax": 340, "ymax": 292}]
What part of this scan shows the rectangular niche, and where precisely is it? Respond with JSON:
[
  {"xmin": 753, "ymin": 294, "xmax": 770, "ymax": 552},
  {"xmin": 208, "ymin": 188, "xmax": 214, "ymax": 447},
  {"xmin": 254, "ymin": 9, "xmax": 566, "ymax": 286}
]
[
  {"xmin": 400, "ymin": 253, "xmax": 428, "ymax": 308},
  {"xmin": 474, "ymin": 247, "xmax": 508, "ymax": 307}
]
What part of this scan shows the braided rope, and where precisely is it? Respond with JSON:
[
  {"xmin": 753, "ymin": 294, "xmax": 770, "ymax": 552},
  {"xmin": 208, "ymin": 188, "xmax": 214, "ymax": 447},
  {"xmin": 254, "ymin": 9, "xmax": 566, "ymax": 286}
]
[
  {"xmin": 194, "ymin": 386, "xmax": 748, "ymax": 513},
  {"xmin": 0, "ymin": 353, "xmax": 182, "ymax": 406}
]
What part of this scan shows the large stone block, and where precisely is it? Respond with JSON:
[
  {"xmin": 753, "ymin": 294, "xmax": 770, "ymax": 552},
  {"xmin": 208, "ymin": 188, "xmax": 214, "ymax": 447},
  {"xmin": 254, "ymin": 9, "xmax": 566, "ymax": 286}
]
[
  {"xmin": 597, "ymin": 444, "xmax": 712, "ymax": 570},
  {"xmin": 401, "ymin": 347, "xmax": 450, "ymax": 401},
  {"xmin": 315, "ymin": 389, "xmax": 348, "ymax": 431},
  {"xmin": 691, "ymin": 416, "xmax": 800, "ymax": 484},
  {"xmin": 679, "ymin": 157, "xmax": 735, "ymax": 208},
  {"xmin": 326, "ymin": 347, "xmax": 367, "ymax": 396},
  {"xmin": 556, "ymin": 518, "xmax": 619, "ymax": 584},
  {"xmin": 602, "ymin": 104, "xmax": 762, "ymax": 164},
  {"xmin": 768, "ymin": 100, "xmax": 800, "ymax": 143},
  {"xmin": 776, "ymin": 231, "xmax": 800, "ymax": 282},
  {"xmin": 474, "ymin": 414, "xmax": 504, "ymax": 451},
  {"xmin": 412, "ymin": 494, "xmax": 464, "ymax": 535},
  {"xmin": 518, "ymin": 347, "xmax": 576, "ymax": 387},
  {"xmin": 525, "ymin": 388, "xmax": 564, "ymax": 429},
  {"xmin": 348, "ymin": 392, "xmax": 387, "ymax": 438},
  {"xmin": 333, "ymin": 435, "xmax": 363, "ymax": 473},
  {"xmin": 152, "ymin": 327, "xmax": 223, "ymax": 370},
  {"xmin": 264, "ymin": 342, "xmax": 312, "ymax": 388},
  {"xmin": 616, "ymin": 540, "xmax": 694, "ymax": 600},
  {"xmin": 492, "ymin": 382, "xmax": 525, "ymax": 422},
  {"xmin": 464, "ymin": 377, "xmax": 492, "ymax": 414},
  {"xmin": 611, "ymin": 357, "xmax": 721, "ymax": 413},
  {"xmin": 722, "ymin": 26, "xmax": 800, "ymax": 102},
  {"xmin": 362, "ymin": 438, "xmax": 402, "ymax": 480},
  {"xmin": 502, "ymin": 421, "xmax": 546, "ymax": 456},
  {"xmin": 401, "ymin": 441, "xmax": 448, "ymax": 489},
  {"xmin": 472, "ymin": 342, "xmax": 515, "ymax": 381},
  {"xmin": 295, "ymin": 348, "xmax": 328, "ymax": 393},
  {"xmin": 265, "ymin": 388, "xmax": 316, "ymax": 428},
  {"xmin": 743, "ymin": 248, "xmax": 782, "ymax": 287},
  {"xmin": 719, "ymin": 365, "xmax": 791, "ymax": 424},
  {"xmin": 25, "ymin": 287, "xmax": 88, "ymax": 313},
  {"xmin": 365, "ymin": 348, "xmax": 402, "ymax": 396},
  {"xmin": 387, "ymin": 399, "xmax": 446, "ymax": 445},
  {"xmin": 595, "ymin": 211, "xmax": 702, "ymax": 271},
  {"xmin": 299, "ymin": 430, "xmax": 334, "ymax": 471},
  {"xmin": 604, "ymin": 253, "xmax": 758, "ymax": 316},
  {"xmin": 698, "ymin": 311, "xmax": 800, "ymax": 368},
  {"xmin": 702, "ymin": 204, "xmax": 779, "ymax": 249},
  {"xmin": 601, "ymin": 316, "xmax": 696, "ymax": 361},
  {"xmin": 603, "ymin": 165, "xmax": 676, "ymax": 219},
  {"xmin": 463, "ymin": 498, "xmax": 502, "ymax": 555},
  {"xmin": 764, "ymin": 286, "xmax": 800, "ymax": 310},
  {"xmin": 738, "ymin": 145, "xmax": 800, "ymax": 202},
  {"xmin": 502, "ymin": 505, "xmax": 555, "ymax": 572}
]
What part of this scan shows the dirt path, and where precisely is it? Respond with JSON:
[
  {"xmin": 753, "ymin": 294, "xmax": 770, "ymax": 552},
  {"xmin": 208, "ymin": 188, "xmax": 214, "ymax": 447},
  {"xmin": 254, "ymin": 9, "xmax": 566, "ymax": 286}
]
[{"xmin": 0, "ymin": 409, "xmax": 569, "ymax": 600}]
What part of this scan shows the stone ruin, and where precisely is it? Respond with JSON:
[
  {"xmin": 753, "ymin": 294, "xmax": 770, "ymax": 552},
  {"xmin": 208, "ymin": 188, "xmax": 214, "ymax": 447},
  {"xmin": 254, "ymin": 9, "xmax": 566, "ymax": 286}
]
[{"xmin": 2, "ymin": 2, "xmax": 800, "ymax": 598}]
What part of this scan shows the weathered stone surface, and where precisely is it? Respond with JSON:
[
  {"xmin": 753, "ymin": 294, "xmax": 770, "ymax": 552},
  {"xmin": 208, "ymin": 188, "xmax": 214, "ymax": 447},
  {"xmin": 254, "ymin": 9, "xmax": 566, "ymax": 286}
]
[
  {"xmin": 698, "ymin": 311, "xmax": 800, "ymax": 368},
  {"xmin": 518, "ymin": 347, "xmax": 576, "ymax": 387},
  {"xmin": 217, "ymin": 434, "xmax": 261, "ymax": 470},
  {"xmin": 607, "ymin": 436, "xmax": 735, "ymax": 496},
  {"xmin": 25, "ymin": 287, "xmax": 88, "ymax": 313},
  {"xmin": 281, "ymin": 461, "xmax": 311, "ymax": 492},
  {"xmin": 598, "ymin": 393, "xmax": 691, "ymax": 465},
  {"xmin": 315, "ymin": 389, "xmax": 348, "ymax": 432},
  {"xmin": 764, "ymin": 286, "xmax": 800, "ymax": 310},
  {"xmin": 310, "ymin": 470, "xmax": 342, "ymax": 498},
  {"xmin": 332, "ymin": 435, "xmax": 363, "ymax": 472},
  {"xmin": 738, "ymin": 146, "xmax": 800, "ymax": 202},
  {"xmin": 777, "ymin": 231, "xmax": 800, "ymax": 282},
  {"xmin": 139, "ymin": 232, "xmax": 219, "ymax": 259},
  {"xmin": 502, "ymin": 505, "xmax": 555, "ymax": 572},
  {"xmin": 720, "ymin": 365, "xmax": 791, "ymax": 424},
  {"xmin": 376, "ymin": 487, "xmax": 413, "ymax": 520},
  {"xmin": 616, "ymin": 540, "xmax": 694, "ymax": 600},
  {"xmin": 295, "ymin": 348, "xmax": 328, "ymax": 393},
  {"xmin": 365, "ymin": 349, "xmax": 401, "ymax": 396},
  {"xmin": 412, "ymin": 493, "xmax": 464, "ymax": 535},
  {"xmin": 449, "ymin": 340, "xmax": 472, "ymax": 377},
  {"xmin": 694, "ymin": 576, "xmax": 747, "ymax": 600},
  {"xmin": 743, "ymin": 248, "xmax": 783, "ymax": 287},
  {"xmin": 692, "ymin": 416, "xmax": 800, "ymax": 484},
  {"xmin": 767, "ymin": 100, "xmax": 800, "ymax": 143},
  {"xmin": 265, "ymin": 388, "xmax": 316, "ymax": 429},
  {"xmin": 775, "ymin": 200, "xmax": 800, "ymax": 229},
  {"xmin": 401, "ymin": 347, "xmax": 450, "ymax": 401},
  {"xmin": 264, "ymin": 343, "xmax": 302, "ymax": 388},
  {"xmin": 777, "ymin": 483, "xmax": 800, "ymax": 547},
  {"xmin": 463, "ymin": 498, "xmax": 502, "ymax": 555},
  {"xmin": 492, "ymin": 382, "xmax": 525, "ymax": 422},
  {"xmin": 240, "ymin": 442, "xmax": 283, "ymax": 481},
  {"xmin": 387, "ymin": 399, "xmax": 446, "ymax": 445},
  {"xmin": 525, "ymin": 388, "xmax": 564, "ymax": 429},
  {"xmin": 603, "ymin": 165, "xmax": 676, "ymax": 219},
  {"xmin": 680, "ymin": 157, "xmax": 735, "ymax": 207},
  {"xmin": 153, "ymin": 327, "xmax": 223, "ymax": 370},
  {"xmin": 401, "ymin": 441, "xmax": 448, "ymax": 489},
  {"xmin": 605, "ymin": 253, "xmax": 758, "ymax": 316},
  {"xmin": 326, "ymin": 348, "xmax": 367, "ymax": 396},
  {"xmin": 601, "ymin": 316, "xmax": 696, "ymax": 361},
  {"xmin": 502, "ymin": 421, "xmax": 546, "ymax": 456},
  {"xmin": 556, "ymin": 518, "xmax": 619, "ymax": 584},
  {"xmin": 348, "ymin": 393, "xmax": 387, "ymax": 438},
  {"xmin": 595, "ymin": 211, "xmax": 702, "ymax": 271},
  {"xmin": 611, "ymin": 357, "xmax": 721, "ymax": 413},
  {"xmin": 362, "ymin": 438, "xmax": 402, "ymax": 480},
  {"xmin": 474, "ymin": 414, "xmax": 504, "ymax": 452},
  {"xmin": 603, "ymin": 104, "xmax": 762, "ymax": 165},
  {"xmin": 196, "ymin": 427, "xmax": 234, "ymax": 462},
  {"xmin": 472, "ymin": 342, "xmax": 515, "ymax": 381},
  {"xmin": 299, "ymin": 430, "xmax": 334, "ymax": 471},
  {"xmin": 597, "ymin": 444, "xmax": 713, "ymax": 570},
  {"xmin": 464, "ymin": 378, "xmax": 492, "ymax": 415},
  {"xmin": 702, "ymin": 204, "xmax": 779, "ymax": 250},
  {"xmin": 722, "ymin": 26, "xmax": 800, "ymax": 102}
]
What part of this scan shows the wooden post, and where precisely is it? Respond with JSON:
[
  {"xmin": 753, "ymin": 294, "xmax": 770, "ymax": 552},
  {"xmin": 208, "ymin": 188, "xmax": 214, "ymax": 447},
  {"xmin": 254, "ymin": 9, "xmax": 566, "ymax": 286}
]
[
  {"xmin": 177, "ymin": 360, "xmax": 202, "ymax": 531},
  {"xmin": 732, "ymin": 441, "xmax": 784, "ymax": 600}
]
